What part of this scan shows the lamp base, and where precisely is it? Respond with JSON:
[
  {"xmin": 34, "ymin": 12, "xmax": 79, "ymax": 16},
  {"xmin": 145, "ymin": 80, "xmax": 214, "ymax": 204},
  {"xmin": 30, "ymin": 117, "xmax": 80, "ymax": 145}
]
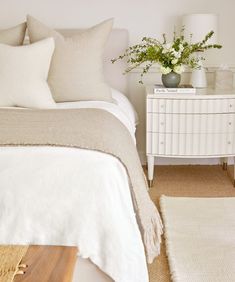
[{"xmin": 190, "ymin": 68, "xmax": 207, "ymax": 88}]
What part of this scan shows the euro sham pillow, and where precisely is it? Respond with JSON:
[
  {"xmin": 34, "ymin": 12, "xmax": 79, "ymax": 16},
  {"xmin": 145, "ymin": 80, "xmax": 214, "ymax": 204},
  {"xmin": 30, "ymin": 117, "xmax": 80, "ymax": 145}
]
[
  {"xmin": 27, "ymin": 15, "xmax": 114, "ymax": 103},
  {"xmin": 0, "ymin": 38, "xmax": 56, "ymax": 109},
  {"xmin": 0, "ymin": 23, "xmax": 26, "ymax": 45}
]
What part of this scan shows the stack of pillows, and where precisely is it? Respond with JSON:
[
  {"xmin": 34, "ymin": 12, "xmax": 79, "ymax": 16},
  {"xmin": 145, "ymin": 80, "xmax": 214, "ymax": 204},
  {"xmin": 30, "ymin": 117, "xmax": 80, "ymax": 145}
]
[{"xmin": 0, "ymin": 16, "xmax": 114, "ymax": 108}]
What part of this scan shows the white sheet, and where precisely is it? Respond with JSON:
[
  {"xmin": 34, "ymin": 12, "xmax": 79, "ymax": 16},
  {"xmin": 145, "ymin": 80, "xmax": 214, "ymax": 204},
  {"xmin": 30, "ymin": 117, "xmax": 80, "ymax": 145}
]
[
  {"xmin": 73, "ymin": 257, "xmax": 113, "ymax": 282},
  {"xmin": 0, "ymin": 92, "xmax": 148, "ymax": 282},
  {"xmin": 56, "ymin": 88, "xmax": 138, "ymax": 143}
]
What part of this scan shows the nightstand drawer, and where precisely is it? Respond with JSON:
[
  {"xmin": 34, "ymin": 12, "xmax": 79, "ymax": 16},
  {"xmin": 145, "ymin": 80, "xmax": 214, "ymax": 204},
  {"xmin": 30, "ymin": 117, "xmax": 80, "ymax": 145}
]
[
  {"xmin": 147, "ymin": 113, "xmax": 235, "ymax": 134},
  {"xmin": 147, "ymin": 98, "xmax": 235, "ymax": 114},
  {"xmin": 147, "ymin": 132, "xmax": 235, "ymax": 156}
]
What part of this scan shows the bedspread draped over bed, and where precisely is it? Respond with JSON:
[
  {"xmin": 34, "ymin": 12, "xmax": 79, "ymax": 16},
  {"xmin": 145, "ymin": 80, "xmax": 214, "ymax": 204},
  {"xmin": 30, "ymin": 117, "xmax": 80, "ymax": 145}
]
[{"xmin": 0, "ymin": 108, "xmax": 163, "ymax": 280}]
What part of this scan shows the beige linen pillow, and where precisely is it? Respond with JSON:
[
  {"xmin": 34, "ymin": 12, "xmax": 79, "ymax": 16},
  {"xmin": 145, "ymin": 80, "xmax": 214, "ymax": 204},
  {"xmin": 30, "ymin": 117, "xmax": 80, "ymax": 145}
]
[
  {"xmin": 27, "ymin": 15, "xmax": 113, "ymax": 103},
  {"xmin": 0, "ymin": 38, "xmax": 56, "ymax": 109},
  {"xmin": 0, "ymin": 23, "xmax": 26, "ymax": 45}
]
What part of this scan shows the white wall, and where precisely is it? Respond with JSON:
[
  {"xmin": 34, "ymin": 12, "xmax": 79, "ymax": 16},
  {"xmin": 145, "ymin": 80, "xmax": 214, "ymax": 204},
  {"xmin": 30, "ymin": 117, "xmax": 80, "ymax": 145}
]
[
  {"xmin": 1, "ymin": 0, "xmax": 235, "ymax": 164},
  {"xmin": 0, "ymin": 0, "xmax": 234, "ymax": 64}
]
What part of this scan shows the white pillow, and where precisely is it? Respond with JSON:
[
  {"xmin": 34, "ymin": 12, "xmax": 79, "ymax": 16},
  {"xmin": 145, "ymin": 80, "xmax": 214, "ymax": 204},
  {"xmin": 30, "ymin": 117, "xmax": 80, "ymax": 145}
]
[{"xmin": 0, "ymin": 37, "xmax": 56, "ymax": 109}]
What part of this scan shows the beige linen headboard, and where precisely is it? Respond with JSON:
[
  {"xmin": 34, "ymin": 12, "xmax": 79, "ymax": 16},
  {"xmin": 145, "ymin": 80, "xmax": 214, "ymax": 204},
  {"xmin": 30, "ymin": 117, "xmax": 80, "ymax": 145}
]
[{"xmin": 58, "ymin": 29, "xmax": 129, "ymax": 94}]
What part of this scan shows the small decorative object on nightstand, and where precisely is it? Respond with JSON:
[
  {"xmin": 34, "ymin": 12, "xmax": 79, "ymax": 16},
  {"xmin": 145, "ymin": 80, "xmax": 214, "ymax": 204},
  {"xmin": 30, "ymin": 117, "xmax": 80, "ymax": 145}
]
[
  {"xmin": 146, "ymin": 86, "xmax": 235, "ymax": 187},
  {"xmin": 161, "ymin": 71, "xmax": 181, "ymax": 88}
]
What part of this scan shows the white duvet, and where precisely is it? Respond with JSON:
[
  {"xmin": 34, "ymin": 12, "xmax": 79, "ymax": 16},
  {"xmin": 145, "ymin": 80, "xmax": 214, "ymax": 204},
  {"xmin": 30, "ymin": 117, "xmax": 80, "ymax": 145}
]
[{"xmin": 0, "ymin": 90, "xmax": 149, "ymax": 282}]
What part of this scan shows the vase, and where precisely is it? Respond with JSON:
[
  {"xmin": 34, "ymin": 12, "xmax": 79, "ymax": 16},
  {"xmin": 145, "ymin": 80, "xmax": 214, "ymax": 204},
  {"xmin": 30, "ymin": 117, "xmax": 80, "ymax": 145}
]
[{"xmin": 162, "ymin": 71, "xmax": 181, "ymax": 88}]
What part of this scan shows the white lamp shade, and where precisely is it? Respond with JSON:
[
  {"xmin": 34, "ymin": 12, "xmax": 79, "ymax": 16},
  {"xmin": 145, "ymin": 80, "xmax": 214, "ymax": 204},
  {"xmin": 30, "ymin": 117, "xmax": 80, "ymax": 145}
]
[{"xmin": 182, "ymin": 14, "xmax": 218, "ymax": 44}]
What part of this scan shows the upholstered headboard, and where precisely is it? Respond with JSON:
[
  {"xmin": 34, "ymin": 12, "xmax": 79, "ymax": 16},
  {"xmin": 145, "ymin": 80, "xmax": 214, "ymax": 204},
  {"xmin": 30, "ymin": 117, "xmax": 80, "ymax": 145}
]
[{"xmin": 58, "ymin": 29, "xmax": 129, "ymax": 94}]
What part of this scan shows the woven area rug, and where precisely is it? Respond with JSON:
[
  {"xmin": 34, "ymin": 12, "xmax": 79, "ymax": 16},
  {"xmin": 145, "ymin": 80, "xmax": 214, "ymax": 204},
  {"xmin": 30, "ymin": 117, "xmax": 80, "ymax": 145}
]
[
  {"xmin": 160, "ymin": 196, "xmax": 235, "ymax": 282},
  {"xmin": 0, "ymin": 245, "xmax": 28, "ymax": 282},
  {"xmin": 147, "ymin": 165, "xmax": 235, "ymax": 282}
]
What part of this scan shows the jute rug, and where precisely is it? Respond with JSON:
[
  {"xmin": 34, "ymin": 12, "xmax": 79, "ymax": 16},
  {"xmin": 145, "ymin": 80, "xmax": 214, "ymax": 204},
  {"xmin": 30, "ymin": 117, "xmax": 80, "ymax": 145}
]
[
  {"xmin": 0, "ymin": 245, "xmax": 28, "ymax": 282},
  {"xmin": 147, "ymin": 165, "xmax": 235, "ymax": 282}
]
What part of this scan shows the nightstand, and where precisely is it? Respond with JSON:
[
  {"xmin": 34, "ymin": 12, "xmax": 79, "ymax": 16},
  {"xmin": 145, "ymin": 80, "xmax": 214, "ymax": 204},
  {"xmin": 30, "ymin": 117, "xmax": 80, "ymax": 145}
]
[{"xmin": 146, "ymin": 86, "xmax": 235, "ymax": 187}]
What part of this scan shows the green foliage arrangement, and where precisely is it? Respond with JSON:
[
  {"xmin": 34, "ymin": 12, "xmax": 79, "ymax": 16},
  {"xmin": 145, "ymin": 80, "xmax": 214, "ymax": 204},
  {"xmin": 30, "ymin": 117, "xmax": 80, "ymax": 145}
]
[{"xmin": 112, "ymin": 29, "xmax": 222, "ymax": 83}]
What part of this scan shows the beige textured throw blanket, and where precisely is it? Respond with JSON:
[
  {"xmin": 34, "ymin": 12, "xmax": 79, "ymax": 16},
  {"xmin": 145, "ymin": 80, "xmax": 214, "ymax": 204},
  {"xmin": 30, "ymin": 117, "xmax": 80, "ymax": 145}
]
[{"xmin": 0, "ymin": 108, "xmax": 162, "ymax": 263}]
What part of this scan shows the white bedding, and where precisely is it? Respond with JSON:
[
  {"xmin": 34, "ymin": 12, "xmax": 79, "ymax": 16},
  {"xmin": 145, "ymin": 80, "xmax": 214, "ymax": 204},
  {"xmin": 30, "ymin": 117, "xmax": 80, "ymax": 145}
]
[
  {"xmin": 0, "ymin": 91, "xmax": 149, "ymax": 282},
  {"xmin": 57, "ymin": 88, "xmax": 138, "ymax": 143}
]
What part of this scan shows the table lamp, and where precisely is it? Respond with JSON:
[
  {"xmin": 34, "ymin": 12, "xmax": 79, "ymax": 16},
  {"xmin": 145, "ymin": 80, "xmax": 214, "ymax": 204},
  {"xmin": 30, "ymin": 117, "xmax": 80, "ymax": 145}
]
[{"xmin": 182, "ymin": 14, "xmax": 218, "ymax": 88}]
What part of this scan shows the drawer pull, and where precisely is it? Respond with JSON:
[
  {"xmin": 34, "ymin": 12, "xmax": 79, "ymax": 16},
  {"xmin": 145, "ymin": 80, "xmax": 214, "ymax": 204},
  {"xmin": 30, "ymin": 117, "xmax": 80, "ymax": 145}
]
[
  {"xmin": 229, "ymin": 122, "xmax": 232, "ymax": 125},
  {"xmin": 160, "ymin": 122, "xmax": 164, "ymax": 126},
  {"xmin": 229, "ymin": 104, "xmax": 233, "ymax": 108},
  {"xmin": 160, "ymin": 141, "xmax": 164, "ymax": 145},
  {"xmin": 228, "ymin": 141, "xmax": 231, "ymax": 145}
]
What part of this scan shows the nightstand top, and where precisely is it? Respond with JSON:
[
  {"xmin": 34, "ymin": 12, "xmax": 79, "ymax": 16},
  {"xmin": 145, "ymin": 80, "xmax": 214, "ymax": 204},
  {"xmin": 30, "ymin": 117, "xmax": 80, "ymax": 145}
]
[{"xmin": 145, "ymin": 85, "xmax": 235, "ymax": 99}]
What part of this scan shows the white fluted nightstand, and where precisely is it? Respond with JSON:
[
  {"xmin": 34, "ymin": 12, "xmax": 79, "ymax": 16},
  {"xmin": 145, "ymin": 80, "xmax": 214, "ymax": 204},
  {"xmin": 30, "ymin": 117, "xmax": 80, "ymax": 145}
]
[{"xmin": 146, "ymin": 86, "xmax": 235, "ymax": 187}]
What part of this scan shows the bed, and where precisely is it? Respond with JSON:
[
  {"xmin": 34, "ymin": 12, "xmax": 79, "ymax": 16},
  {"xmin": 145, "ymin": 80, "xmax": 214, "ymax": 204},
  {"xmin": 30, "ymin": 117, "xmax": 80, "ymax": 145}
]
[{"xmin": 0, "ymin": 27, "xmax": 161, "ymax": 282}]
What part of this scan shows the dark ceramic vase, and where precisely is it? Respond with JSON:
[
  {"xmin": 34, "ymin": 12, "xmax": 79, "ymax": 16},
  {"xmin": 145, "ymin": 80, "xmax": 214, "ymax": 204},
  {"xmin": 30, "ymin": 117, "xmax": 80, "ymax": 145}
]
[{"xmin": 162, "ymin": 71, "xmax": 181, "ymax": 88}]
